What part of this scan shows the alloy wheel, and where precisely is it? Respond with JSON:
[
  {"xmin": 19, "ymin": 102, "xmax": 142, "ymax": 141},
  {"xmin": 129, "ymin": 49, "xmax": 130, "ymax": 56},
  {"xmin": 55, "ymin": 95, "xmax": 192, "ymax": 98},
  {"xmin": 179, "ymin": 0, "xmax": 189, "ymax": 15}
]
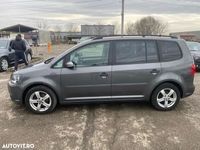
[
  {"xmin": 1, "ymin": 59, "xmax": 8, "ymax": 71},
  {"xmin": 27, "ymin": 53, "xmax": 32, "ymax": 63},
  {"xmin": 29, "ymin": 91, "xmax": 52, "ymax": 112},
  {"xmin": 156, "ymin": 88, "xmax": 177, "ymax": 108}
]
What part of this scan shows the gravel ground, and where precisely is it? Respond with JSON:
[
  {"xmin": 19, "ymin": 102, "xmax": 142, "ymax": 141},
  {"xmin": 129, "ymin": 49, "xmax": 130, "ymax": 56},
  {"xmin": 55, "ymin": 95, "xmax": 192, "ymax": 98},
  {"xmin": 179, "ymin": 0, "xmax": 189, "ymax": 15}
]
[{"xmin": 0, "ymin": 44, "xmax": 200, "ymax": 150}]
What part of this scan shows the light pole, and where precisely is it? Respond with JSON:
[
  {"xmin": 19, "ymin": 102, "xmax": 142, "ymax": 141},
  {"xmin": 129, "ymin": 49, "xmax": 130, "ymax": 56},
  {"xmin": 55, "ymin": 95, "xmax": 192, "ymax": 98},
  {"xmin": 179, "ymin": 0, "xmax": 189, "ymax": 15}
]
[{"xmin": 121, "ymin": 0, "xmax": 124, "ymax": 35}]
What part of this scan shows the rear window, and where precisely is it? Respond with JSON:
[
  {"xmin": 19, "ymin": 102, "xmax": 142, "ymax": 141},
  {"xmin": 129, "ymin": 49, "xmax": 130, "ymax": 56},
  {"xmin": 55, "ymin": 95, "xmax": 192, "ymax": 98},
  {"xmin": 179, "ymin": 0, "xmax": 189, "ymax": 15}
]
[
  {"xmin": 146, "ymin": 41, "xmax": 159, "ymax": 63},
  {"xmin": 158, "ymin": 41, "xmax": 182, "ymax": 61},
  {"xmin": 0, "ymin": 40, "xmax": 8, "ymax": 49},
  {"xmin": 115, "ymin": 40, "xmax": 146, "ymax": 64}
]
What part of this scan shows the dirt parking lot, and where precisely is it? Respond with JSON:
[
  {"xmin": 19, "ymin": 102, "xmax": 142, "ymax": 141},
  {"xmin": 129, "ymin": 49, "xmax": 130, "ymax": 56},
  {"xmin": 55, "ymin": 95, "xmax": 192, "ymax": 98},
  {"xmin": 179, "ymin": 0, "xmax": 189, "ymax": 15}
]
[{"xmin": 0, "ymin": 44, "xmax": 200, "ymax": 150}]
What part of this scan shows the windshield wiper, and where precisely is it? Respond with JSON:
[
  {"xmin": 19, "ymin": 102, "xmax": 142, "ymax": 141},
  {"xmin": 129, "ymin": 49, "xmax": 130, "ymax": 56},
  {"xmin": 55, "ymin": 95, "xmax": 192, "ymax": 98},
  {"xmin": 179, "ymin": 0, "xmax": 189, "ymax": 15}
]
[{"xmin": 44, "ymin": 57, "xmax": 54, "ymax": 64}]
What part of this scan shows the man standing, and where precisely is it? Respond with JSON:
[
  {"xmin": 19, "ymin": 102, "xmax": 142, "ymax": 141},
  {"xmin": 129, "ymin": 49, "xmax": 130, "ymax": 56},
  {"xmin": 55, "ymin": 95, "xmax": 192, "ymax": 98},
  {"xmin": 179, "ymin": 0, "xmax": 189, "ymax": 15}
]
[{"xmin": 11, "ymin": 34, "xmax": 28, "ymax": 71}]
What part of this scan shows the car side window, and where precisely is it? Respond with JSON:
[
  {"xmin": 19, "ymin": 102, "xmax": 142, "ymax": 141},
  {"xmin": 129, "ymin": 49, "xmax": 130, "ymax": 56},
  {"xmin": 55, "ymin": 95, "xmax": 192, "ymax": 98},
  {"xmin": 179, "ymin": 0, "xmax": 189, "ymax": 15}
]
[
  {"xmin": 115, "ymin": 40, "xmax": 146, "ymax": 64},
  {"xmin": 67, "ymin": 42, "xmax": 110, "ymax": 67},
  {"xmin": 146, "ymin": 41, "xmax": 159, "ymax": 63},
  {"xmin": 158, "ymin": 41, "xmax": 182, "ymax": 61},
  {"xmin": 53, "ymin": 59, "xmax": 64, "ymax": 68}
]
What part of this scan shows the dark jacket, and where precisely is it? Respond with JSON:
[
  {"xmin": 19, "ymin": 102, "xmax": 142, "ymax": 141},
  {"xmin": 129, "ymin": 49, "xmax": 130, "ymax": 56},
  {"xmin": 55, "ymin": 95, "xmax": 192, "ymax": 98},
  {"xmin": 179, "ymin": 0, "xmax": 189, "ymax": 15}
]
[{"xmin": 11, "ymin": 36, "xmax": 26, "ymax": 52}]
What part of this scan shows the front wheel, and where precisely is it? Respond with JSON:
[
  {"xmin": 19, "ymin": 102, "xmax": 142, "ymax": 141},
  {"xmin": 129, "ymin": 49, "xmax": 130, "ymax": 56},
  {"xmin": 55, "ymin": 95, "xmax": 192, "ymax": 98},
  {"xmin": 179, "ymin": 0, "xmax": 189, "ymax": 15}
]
[
  {"xmin": 0, "ymin": 57, "xmax": 9, "ymax": 72},
  {"xmin": 25, "ymin": 86, "xmax": 57, "ymax": 114},
  {"xmin": 151, "ymin": 83, "xmax": 181, "ymax": 111},
  {"xmin": 27, "ymin": 53, "xmax": 32, "ymax": 63}
]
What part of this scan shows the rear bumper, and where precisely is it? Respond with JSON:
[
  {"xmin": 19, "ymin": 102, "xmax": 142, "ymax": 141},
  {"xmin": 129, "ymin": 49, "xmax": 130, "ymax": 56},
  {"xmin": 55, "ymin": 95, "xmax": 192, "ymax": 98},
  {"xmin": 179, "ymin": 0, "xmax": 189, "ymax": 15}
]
[
  {"xmin": 7, "ymin": 81, "xmax": 23, "ymax": 105},
  {"xmin": 182, "ymin": 84, "xmax": 195, "ymax": 98},
  {"xmin": 194, "ymin": 61, "xmax": 200, "ymax": 70}
]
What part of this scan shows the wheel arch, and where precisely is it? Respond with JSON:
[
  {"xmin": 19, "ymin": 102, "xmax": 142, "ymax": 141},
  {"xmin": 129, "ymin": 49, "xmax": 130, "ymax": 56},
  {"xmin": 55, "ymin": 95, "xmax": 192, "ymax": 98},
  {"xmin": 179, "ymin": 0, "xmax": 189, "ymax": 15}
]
[
  {"xmin": 150, "ymin": 80, "xmax": 183, "ymax": 100},
  {"xmin": 0, "ymin": 55, "xmax": 9, "ymax": 61},
  {"xmin": 22, "ymin": 83, "xmax": 60, "ymax": 105}
]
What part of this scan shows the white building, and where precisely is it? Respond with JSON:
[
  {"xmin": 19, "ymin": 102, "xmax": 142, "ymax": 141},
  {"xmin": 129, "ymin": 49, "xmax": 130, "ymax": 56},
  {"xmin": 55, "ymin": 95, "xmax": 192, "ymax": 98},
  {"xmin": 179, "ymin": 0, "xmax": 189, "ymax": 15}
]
[{"xmin": 81, "ymin": 25, "xmax": 114, "ymax": 36}]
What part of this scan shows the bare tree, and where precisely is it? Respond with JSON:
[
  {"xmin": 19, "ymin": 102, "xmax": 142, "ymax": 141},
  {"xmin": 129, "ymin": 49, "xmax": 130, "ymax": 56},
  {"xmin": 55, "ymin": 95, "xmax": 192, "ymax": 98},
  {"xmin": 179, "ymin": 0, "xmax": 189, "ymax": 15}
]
[
  {"xmin": 53, "ymin": 25, "xmax": 62, "ymax": 44},
  {"xmin": 112, "ymin": 21, "xmax": 120, "ymax": 35},
  {"xmin": 53, "ymin": 25, "xmax": 62, "ymax": 32},
  {"xmin": 133, "ymin": 16, "xmax": 168, "ymax": 35},
  {"xmin": 35, "ymin": 20, "xmax": 49, "ymax": 30},
  {"xmin": 125, "ymin": 22, "xmax": 135, "ymax": 35}
]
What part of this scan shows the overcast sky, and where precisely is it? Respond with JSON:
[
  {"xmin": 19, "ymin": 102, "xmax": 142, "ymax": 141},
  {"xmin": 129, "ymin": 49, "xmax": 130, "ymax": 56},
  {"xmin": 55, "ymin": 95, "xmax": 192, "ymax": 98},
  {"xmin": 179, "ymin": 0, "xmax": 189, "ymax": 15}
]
[{"xmin": 1, "ymin": 0, "xmax": 200, "ymax": 33}]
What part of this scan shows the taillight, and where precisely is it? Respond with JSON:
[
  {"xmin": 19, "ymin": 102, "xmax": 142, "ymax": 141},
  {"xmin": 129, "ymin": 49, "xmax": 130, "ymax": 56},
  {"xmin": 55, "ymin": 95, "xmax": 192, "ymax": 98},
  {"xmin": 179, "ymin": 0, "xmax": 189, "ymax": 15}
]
[{"xmin": 191, "ymin": 64, "xmax": 196, "ymax": 76}]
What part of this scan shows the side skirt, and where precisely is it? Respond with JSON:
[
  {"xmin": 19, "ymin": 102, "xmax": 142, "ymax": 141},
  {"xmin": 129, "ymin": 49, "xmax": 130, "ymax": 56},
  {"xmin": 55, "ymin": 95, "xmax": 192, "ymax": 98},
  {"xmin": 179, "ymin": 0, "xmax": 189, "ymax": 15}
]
[{"xmin": 61, "ymin": 95, "xmax": 146, "ymax": 104}]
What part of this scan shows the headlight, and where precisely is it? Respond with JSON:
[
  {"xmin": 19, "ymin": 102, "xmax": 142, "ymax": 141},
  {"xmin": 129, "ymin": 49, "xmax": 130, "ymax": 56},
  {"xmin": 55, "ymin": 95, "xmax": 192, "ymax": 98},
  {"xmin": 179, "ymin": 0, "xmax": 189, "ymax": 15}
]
[{"xmin": 10, "ymin": 74, "xmax": 21, "ymax": 85}]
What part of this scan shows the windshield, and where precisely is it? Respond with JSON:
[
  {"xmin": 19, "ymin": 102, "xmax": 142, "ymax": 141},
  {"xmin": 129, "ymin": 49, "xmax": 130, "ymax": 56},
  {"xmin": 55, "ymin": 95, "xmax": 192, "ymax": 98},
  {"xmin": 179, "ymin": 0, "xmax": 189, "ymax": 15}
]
[
  {"xmin": 0, "ymin": 40, "xmax": 8, "ymax": 49},
  {"xmin": 186, "ymin": 42, "xmax": 200, "ymax": 51}
]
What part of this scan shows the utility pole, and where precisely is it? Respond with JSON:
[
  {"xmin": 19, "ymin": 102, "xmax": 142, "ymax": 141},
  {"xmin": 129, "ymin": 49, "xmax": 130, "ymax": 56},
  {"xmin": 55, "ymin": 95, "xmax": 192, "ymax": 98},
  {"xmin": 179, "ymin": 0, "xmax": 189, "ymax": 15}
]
[{"xmin": 121, "ymin": 0, "xmax": 124, "ymax": 35}]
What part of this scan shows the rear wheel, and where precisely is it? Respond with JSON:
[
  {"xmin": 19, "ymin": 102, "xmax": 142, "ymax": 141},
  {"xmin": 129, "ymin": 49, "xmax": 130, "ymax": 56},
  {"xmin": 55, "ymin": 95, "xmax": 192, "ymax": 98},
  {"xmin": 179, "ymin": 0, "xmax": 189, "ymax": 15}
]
[
  {"xmin": 151, "ymin": 83, "xmax": 181, "ymax": 111},
  {"xmin": 25, "ymin": 86, "xmax": 57, "ymax": 114},
  {"xmin": 0, "ymin": 57, "xmax": 9, "ymax": 72}
]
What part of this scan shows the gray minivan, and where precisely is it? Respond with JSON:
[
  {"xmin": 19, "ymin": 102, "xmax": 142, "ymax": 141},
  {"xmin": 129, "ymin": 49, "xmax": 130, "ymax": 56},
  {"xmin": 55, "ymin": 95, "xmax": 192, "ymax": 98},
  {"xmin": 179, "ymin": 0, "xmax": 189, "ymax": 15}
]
[{"xmin": 8, "ymin": 36, "xmax": 195, "ymax": 114}]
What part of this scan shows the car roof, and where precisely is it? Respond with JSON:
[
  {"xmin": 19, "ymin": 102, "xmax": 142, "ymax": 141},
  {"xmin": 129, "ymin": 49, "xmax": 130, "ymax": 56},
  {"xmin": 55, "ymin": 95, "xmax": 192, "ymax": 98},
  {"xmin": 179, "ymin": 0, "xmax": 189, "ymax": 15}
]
[
  {"xmin": 0, "ymin": 38, "xmax": 10, "ymax": 41},
  {"xmin": 80, "ymin": 35, "xmax": 182, "ymax": 44},
  {"xmin": 105, "ymin": 36, "xmax": 177, "ymax": 40},
  {"xmin": 186, "ymin": 41, "xmax": 199, "ymax": 44}
]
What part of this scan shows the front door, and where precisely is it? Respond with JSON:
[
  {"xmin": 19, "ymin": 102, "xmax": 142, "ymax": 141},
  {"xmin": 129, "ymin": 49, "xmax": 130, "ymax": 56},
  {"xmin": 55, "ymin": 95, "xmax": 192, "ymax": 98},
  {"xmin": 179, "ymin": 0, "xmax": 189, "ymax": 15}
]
[
  {"xmin": 112, "ymin": 40, "xmax": 161, "ymax": 100},
  {"xmin": 61, "ymin": 42, "xmax": 112, "ymax": 101}
]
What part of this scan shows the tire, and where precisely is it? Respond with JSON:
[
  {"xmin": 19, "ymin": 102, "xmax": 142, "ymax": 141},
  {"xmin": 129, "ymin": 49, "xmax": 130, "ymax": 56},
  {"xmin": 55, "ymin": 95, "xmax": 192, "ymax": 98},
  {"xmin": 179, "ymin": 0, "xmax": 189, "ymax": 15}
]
[
  {"xmin": 27, "ymin": 53, "xmax": 32, "ymax": 63},
  {"xmin": 0, "ymin": 57, "xmax": 9, "ymax": 72},
  {"xmin": 25, "ymin": 86, "xmax": 57, "ymax": 114},
  {"xmin": 151, "ymin": 83, "xmax": 181, "ymax": 111}
]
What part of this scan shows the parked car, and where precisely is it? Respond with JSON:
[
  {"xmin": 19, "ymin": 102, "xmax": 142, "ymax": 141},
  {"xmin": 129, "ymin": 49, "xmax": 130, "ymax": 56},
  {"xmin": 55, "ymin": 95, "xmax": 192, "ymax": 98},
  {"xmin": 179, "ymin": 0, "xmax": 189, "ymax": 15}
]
[
  {"xmin": 186, "ymin": 41, "xmax": 200, "ymax": 70},
  {"xmin": 8, "ymin": 36, "xmax": 195, "ymax": 114},
  {"xmin": 68, "ymin": 39, "xmax": 78, "ymax": 45},
  {"xmin": 0, "ymin": 38, "xmax": 33, "ymax": 72}
]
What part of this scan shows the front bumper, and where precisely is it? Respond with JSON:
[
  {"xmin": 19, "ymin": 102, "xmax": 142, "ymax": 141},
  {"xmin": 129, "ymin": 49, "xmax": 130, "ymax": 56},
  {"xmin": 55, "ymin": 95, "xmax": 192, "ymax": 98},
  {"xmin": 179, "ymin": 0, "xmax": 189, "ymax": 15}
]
[{"xmin": 7, "ymin": 81, "xmax": 23, "ymax": 105}]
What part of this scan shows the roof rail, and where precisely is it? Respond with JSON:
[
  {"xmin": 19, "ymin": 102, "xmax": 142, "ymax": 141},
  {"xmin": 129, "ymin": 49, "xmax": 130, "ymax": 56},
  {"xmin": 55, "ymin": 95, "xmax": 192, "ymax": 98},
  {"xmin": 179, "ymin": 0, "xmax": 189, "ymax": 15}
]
[{"xmin": 91, "ymin": 34, "xmax": 178, "ymax": 40}]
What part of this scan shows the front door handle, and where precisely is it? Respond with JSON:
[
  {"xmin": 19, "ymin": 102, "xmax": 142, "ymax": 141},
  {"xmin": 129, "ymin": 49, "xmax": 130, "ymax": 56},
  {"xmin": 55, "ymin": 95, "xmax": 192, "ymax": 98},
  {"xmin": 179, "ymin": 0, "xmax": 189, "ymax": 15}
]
[
  {"xmin": 150, "ymin": 69, "xmax": 160, "ymax": 75},
  {"xmin": 100, "ymin": 72, "xmax": 108, "ymax": 79}
]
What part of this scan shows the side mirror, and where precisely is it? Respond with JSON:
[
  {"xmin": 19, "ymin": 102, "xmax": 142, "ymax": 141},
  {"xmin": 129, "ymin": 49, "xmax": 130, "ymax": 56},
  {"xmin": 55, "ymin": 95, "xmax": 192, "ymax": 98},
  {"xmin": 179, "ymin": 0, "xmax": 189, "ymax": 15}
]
[
  {"xmin": 9, "ymin": 47, "xmax": 12, "ymax": 52},
  {"xmin": 65, "ymin": 61, "xmax": 75, "ymax": 69}
]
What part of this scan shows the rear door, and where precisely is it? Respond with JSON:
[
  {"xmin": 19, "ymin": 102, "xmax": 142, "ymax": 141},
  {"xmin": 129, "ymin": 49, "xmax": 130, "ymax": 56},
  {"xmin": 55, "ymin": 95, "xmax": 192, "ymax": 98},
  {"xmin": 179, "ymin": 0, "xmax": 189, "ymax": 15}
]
[{"xmin": 111, "ymin": 40, "xmax": 161, "ymax": 99}]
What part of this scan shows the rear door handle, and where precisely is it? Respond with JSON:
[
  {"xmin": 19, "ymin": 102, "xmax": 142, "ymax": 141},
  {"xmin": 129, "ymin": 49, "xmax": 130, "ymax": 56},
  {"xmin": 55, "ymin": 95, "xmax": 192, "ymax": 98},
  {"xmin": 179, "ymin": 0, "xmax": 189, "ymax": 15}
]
[
  {"xmin": 100, "ymin": 72, "xmax": 108, "ymax": 79},
  {"xmin": 150, "ymin": 69, "xmax": 160, "ymax": 75}
]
